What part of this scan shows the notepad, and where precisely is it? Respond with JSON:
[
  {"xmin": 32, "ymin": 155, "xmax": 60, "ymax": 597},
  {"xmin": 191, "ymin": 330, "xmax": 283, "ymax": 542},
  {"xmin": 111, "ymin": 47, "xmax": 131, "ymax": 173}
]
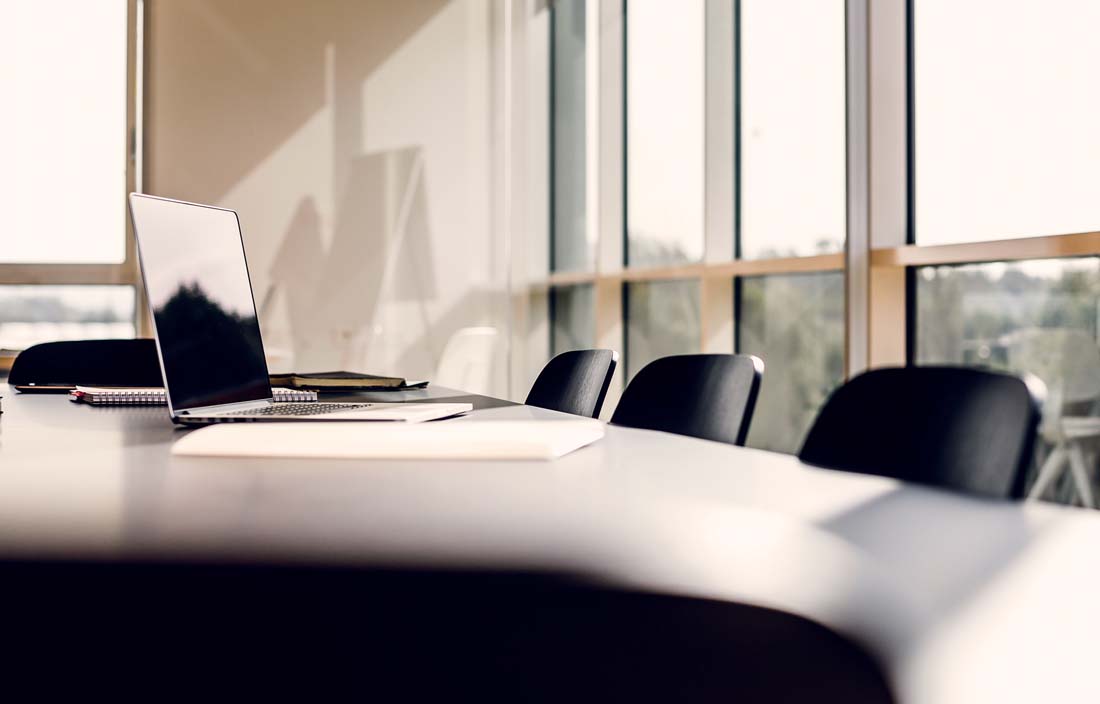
[
  {"xmin": 171, "ymin": 419, "xmax": 605, "ymax": 460},
  {"xmin": 268, "ymin": 371, "xmax": 429, "ymax": 392},
  {"xmin": 70, "ymin": 386, "xmax": 318, "ymax": 406}
]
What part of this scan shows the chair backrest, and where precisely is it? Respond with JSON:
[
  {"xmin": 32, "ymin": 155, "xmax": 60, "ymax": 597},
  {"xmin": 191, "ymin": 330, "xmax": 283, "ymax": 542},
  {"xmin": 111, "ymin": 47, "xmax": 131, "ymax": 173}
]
[
  {"xmin": 610, "ymin": 354, "xmax": 764, "ymax": 446},
  {"xmin": 8, "ymin": 339, "xmax": 164, "ymax": 388},
  {"xmin": 798, "ymin": 366, "xmax": 1044, "ymax": 499},
  {"xmin": 526, "ymin": 349, "xmax": 618, "ymax": 418}
]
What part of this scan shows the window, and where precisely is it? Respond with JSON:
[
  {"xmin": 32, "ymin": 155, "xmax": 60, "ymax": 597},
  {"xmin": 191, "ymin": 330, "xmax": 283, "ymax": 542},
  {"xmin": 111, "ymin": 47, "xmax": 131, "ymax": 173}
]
[
  {"xmin": 738, "ymin": 273, "xmax": 844, "ymax": 452},
  {"xmin": 916, "ymin": 259, "xmax": 1100, "ymax": 389},
  {"xmin": 913, "ymin": 0, "xmax": 1100, "ymax": 244},
  {"xmin": 544, "ymin": 1, "xmax": 846, "ymax": 448},
  {"xmin": 625, "ymin": 0, "xmax": 705, "ymax": 267},
  {"xmin": 740, "ymin": 0, "xmax": 846, "ymax": 259},
  {"xmin": 550, "ymin": 285, "xmax": 594, "ymax": 356},
  {"xmin": 732, "ymin": 0, "xmax": 847, "ymax": 451},
  {"xmin": 0, "ymin": 1, "xmax": 139, "ymax": 358},
  {"xmin": 624, "ymin": 280, "xmax": 700, "ymax": 380},
  {"xmin": 907, "ymin": 0, "xmax": 1100, "ymax": 505},
  {"xmin": 0, "ymin": 286, "xmax": 136, "ymax": 351},
  {"xmin": 1, "ymin": 1, "xmax": 130, "ymax": 264},
  {"xmin": 914, "ymin": 259, "xmax": 1100, "ymax": 503},
  {"xmin": 551, "ymin": 0, "xmax": 591, "ymax": 272},
  {"xmin": 537, "ymin": 0, "xmax": 1100, "ymax": 506}
]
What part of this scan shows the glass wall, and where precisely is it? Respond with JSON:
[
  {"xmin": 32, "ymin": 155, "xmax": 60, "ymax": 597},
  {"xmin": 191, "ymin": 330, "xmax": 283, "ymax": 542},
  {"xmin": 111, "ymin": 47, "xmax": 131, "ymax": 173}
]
[
  {"xmin": 739, "ymin": 0, "xmax": 846, "ymax": 259},
  {"xmin": 0, "ymin": 1, "xmax": 129, "ymax": 264},
  {"xmin": 546, "ymin": 0, "xmax": 846, "ymax": 443},
  {"xmin": 738, "ymin": 273, "xmax": 845, "ymax": 452},
  {"xmin": 915, "ymin": 259, "xmax": 1100, "ymax": 502},
  {"xmin": 911, "ymin": 0, "xmax": 1100, "ymax": 505},
  {"xmin": 551, "ymin": 0, "xmax": 591, "ymax": 272},
  {"xmin": 733, "ymin": 0, "xmax": 846, "ymax": 450},
  {"xmin": 537, "ymin": 0, "xmax": 1100, "ymax": 508},
  {"xmin": 624, "ymin": 279, "xmax": 700, "ymax": 380},
  {"xmin": 625, "ymin": 0, "xmax": 705, "ymax": 267},
  {"xmin": 913, "ymin": 0, "xmax": 1100, "ymax": 244},
  {"xmin": 916, "ymin": 259, "xmax": 1100, "ymax": 392}
]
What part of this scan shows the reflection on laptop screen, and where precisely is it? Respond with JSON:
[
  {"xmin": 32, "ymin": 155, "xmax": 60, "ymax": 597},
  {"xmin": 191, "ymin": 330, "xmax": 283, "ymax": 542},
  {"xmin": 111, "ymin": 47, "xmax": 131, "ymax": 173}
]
[{"xmin": 129, "ymin": 195, "xmax": 272, "ymax": 410}]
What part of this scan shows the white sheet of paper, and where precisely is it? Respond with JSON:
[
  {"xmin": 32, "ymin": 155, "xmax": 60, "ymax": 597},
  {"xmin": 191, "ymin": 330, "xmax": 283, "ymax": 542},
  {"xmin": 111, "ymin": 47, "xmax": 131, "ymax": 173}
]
[{"xmin": 172, "ymin": 419, "xmax": 605, "ymax": 461}]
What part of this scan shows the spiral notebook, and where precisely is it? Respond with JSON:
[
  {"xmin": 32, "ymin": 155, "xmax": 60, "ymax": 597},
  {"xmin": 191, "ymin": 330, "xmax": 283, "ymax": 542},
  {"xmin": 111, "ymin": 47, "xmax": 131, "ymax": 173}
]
[{"xmin": 69, "ymin": 386, "xmax": 318, "ymax": 406}]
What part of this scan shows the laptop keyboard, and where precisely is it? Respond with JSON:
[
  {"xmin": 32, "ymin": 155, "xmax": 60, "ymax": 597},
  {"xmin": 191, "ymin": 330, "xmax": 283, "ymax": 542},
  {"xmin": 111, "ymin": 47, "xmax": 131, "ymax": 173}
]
[{"xmin": 222, "ymin": 403, "xmax": 373, "ymax": 417}]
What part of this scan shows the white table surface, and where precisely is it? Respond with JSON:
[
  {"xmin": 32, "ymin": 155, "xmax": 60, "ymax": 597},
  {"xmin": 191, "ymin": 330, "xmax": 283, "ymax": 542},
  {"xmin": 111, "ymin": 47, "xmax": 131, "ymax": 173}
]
[{"xmin": 1, "ymin": 384, "xmax": 1097, "ymax": 703}]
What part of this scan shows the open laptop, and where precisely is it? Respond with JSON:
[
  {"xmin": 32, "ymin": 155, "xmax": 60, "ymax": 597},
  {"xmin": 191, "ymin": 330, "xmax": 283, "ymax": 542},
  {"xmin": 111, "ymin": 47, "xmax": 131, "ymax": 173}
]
[{"xmin": 127, "ymin": 193, "xmax": 471, "ymax": 425}]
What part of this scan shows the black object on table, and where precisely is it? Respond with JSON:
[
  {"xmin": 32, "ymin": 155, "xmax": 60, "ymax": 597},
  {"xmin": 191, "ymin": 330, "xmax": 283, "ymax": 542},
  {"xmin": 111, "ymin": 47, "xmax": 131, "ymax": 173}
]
[
  {"xmin": 526, "ymin": 349, "xmax": 618, "ymax": 418},
  {"xmin": 611, "ymin": 353, "xmax": 764, "ymax": 446},
  {"xmin": 8, "ymin": 338, "xmax": 164, "ymax": 391}
]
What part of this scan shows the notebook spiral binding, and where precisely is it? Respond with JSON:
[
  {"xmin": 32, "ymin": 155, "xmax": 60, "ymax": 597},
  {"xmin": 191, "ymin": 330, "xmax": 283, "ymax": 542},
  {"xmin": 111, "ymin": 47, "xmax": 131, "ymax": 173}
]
[
  {"xmin": 70, "ymin": 387, "xmax": 318, "ymax": 406},
  {"xmin": 89, "ymin": 390, "xmax": 164, "ymax": 406}
]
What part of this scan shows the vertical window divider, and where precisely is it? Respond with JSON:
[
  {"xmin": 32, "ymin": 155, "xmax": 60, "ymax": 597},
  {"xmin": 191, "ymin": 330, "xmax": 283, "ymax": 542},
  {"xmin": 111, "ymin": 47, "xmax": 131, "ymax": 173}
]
[
  {"xmin": 585, "ymin": 0, "xmax": 600, "ymax": 273},
  {"xmin": 845, "ymin": 0, "xmax": 871, "ymax": 376},
  {"xmin": 867, "ymin": 0, "xmax": 910, "ymax": 368},
  {"xmin": 131, "ymin": 0, "xmax": 151, "ymax": 337},
  {"xmin": 702, "ymin": 0, "xmax": 736, "ymax": 354},
  {"xmin": 595, "ymin": 0, "xmax": 626, "ymax": 414},
  {"xmin": 732, "ymin": 0, "xmax": 742, "ymax": 354},
  {"xmin": 548, "ymin": 1, "xmax": 557, "ymax": 275}
]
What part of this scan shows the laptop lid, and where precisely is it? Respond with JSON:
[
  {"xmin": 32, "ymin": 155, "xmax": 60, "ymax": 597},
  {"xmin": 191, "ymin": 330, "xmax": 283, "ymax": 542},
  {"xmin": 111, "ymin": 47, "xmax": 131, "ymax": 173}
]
[{"xmin": 128, "ymin": 193, "xmax": 273, "ymax": 413}]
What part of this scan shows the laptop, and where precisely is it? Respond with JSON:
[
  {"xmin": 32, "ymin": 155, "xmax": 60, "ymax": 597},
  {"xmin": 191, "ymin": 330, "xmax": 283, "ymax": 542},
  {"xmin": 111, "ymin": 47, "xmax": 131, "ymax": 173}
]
[{"xmin": 127, "ymin": 193, "xmax": 471, "ymax": 426}]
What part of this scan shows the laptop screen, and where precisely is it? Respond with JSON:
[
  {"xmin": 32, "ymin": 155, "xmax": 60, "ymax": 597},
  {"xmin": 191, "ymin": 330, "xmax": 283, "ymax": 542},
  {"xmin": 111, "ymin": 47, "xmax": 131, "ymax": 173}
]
[{"xmin": 129, "ymin": 194, "xmax": 272, "ymax": 411}]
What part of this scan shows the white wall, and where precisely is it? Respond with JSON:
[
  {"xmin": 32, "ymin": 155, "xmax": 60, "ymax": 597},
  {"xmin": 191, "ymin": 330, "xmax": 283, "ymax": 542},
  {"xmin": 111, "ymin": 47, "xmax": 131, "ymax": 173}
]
[{"xmin": 147, "ymin": 0, "xmax": 541, "ymax": 397}]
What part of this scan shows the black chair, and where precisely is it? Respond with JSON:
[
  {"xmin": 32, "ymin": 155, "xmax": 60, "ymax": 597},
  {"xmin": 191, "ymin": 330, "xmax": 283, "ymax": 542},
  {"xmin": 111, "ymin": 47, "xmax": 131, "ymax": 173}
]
[
  {"xmin": 1, "ymin": 563, "xmax": 895, "ymax": 702},
  {"xmin": 8, "ymin": 339, "xmax": 163, "ymax": 389},
  {"xmin": 611, "ymin": 354, "xmax": 764, "ymax": 446},
  {"xmin": 799, "ymin": 366, "xmax": 1044, "ymax": 499},
  {"xmin": 526, "ymin": 349, "xmax": 618, "ymax": 418}
]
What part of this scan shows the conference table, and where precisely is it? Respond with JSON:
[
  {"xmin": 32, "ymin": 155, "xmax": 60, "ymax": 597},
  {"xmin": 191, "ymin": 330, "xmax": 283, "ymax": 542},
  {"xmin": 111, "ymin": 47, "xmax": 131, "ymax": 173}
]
[{"xmin": 1, "ymin": 384, "xmax": 1098, "ymax": 702}]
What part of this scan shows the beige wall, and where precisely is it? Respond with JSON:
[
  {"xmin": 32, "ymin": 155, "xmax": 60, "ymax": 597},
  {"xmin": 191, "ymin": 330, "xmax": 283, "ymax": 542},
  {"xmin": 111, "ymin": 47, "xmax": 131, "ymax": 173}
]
[{"xmin": 146, "ymin": 0, "xmax": 527, "ymax": 396}]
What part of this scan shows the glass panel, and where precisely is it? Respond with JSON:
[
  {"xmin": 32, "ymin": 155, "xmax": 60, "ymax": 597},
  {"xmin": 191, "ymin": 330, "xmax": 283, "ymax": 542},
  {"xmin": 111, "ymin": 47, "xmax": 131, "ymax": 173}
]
[
  {"xmin": 915, "ymin": 259, "xmax": 1100, "ymax": 504},
  {"xmin": 625, "ymin": 0, "xmax": 705, "ymax": 267},
  {"xmin": 740, "ymin": 0, "xmax": 846, "ymax": 259},
  {"xmin": 551, "ymin": 285, "xmax": 594, "ymax": 355},
  {"xmin": 0, "ymin": 286, "xmax": 136, "ymax": 351},
  {"xmin": 738, "ymin": 272, "xmax": 844, "ymax": 453},
  {"xmin": 551, "ymin": 0, "xmax": 591, "ymax": 272},
  {"xmin": 916, "ymin": 259, "xmax": 1100, "ymax": 376},
  {"xmin": 624, "ymin": 279, "xmax": 700, "ymax": 380},
  {"xmin": 0, "ymin": 1, "xmax": 128, "ymax": 263},
  {"xmin": 914, "ymin": 0, "xmax": 1100, "ymax": 244}
]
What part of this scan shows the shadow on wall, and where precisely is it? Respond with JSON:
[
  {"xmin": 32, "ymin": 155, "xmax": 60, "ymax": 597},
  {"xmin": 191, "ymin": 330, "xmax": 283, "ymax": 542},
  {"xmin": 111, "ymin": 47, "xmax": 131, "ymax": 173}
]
[
  {"xmin": 148, "ymin": 0, "xmax": 506, "ymax": 391},
  {"xmin": 257, "ymin": 146, "xmax": 503, "ymax": 390},
  {"xmin": 258, "ymin": 147, "xmax": 439, "ymax": 371},
  {"xmin": 147, "ymin": 0, "xmax": 450, "ymax": 199}
]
